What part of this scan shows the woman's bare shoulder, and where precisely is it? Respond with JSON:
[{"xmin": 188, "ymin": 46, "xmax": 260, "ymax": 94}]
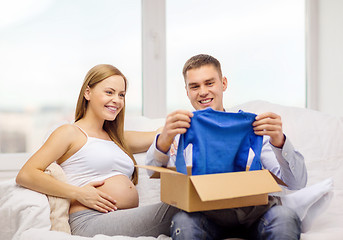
[
  {"xmin": 48, "ymin": 124, "xmax": 82, "ymax": 143},
  {"xmin": 55, "ymin": 123, "xmax": 79, "ymax": 132}
]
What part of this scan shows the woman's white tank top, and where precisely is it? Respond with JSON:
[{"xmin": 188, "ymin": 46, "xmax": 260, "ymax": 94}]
[{"xmin": 60, "ymin": 125, "xmax": 134, "ymax": 187}]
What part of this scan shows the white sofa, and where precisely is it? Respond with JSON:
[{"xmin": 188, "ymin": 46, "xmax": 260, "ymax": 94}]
[{"xmin": 1, "ymin": 100, "xmax": 343, "ymax": 240}]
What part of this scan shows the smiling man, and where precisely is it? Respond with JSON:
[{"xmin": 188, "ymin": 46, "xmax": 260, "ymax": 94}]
[
  {"xmin": 185, "ymin": 63, "xmax": 227, "ymax": 111},
  {"xmin": 146, "ymin": 54, "xmax": 307, "ymax": 240}
]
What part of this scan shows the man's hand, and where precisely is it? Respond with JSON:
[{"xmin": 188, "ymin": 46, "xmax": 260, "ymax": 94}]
[
  {"xmin": 252, "ymin": 112, "xmax": 285, "ymax": 148},
  {"xmin": 157, "ymin": 110, "xmax": 193, "ymax": 153}
]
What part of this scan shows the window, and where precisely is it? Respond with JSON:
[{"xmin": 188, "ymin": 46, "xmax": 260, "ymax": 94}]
[
  {"xmin": 0, "ymin": 0, "xmax": 141, "ymax": 153},
  {"xmin": 166, "ymin": 0, "xmax": 305, "ymax": 112},
  {"xmin": 0, "ymin": 0, "xmax": 306, "ymax": 153}
]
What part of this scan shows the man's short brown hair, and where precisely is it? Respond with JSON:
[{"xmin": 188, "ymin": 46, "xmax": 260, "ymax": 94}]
[{"xmin": 182, "ymin": 54, "xmax": 222, "ymax": 81}]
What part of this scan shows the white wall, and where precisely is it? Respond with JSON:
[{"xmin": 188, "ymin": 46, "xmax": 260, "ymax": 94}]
[{"xmin": 313, "ymin": 0, "xmax": 343, "ymax": 116}]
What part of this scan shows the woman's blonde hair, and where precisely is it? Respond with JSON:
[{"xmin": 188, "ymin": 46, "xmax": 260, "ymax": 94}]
[{"xmin": 75, "ymin": 64, "xmax": 138, "ymax": 185}]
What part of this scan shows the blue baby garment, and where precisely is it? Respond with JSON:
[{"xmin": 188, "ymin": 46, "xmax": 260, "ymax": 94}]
[{"xmin": 175, "ymin": 108, "xmax": 263, "ymax": 175}]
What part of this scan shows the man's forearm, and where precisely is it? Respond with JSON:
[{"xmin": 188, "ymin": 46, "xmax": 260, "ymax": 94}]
[
  {"xmin": 272, "ymin": 137, "xmax": 308, "ymax": 190},
  {"xmin": 145, "ymin": 135, "xmax": 170, "ymax": 176}
]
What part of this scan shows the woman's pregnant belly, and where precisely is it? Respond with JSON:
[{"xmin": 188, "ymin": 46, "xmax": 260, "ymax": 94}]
[{"xmin": 69, "ymin": 174, "xmax": 139, "ymax": 214}]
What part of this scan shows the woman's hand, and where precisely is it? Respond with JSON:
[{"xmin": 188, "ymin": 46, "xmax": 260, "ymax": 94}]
[{"xmin": 77, "ymin": 180, "xmax": 117, "ymax": 213}]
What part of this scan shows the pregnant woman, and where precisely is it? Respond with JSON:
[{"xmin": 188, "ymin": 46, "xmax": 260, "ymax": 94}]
[{"xmin": 16, "ymin": 64, "xmax": 179, "ymax": 237}]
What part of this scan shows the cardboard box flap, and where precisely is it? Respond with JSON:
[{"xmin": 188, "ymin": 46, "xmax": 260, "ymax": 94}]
[
  {"xmin": 135, "ymin": 165, "xmax": 182, "ymax": 175},
  {"xmin": 189, "ymin": 170, "xmax": 282, "ymax": 202},
  {"xmin": 269, "ymin": 170, "xmax": 288, "ymax": 187},
  {"xmin": 144, "ymin": 166, "xmax": 193, "ymax": 178}
]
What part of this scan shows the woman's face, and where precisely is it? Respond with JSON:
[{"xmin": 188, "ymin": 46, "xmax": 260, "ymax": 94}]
[{"xmin": 84, "ymin": 75, "xmax": 126, "ymax": 121}]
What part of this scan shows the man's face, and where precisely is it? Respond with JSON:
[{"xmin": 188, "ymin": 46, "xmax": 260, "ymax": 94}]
[{"xmin": 185, "ymin": 65, "xmax": 227, "ymax": 111}]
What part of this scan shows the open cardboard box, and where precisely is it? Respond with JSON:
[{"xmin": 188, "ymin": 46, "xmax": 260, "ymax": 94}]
[{"xmin": 137, "ymin": 165, "xmax": 286, "ymax": 212}]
